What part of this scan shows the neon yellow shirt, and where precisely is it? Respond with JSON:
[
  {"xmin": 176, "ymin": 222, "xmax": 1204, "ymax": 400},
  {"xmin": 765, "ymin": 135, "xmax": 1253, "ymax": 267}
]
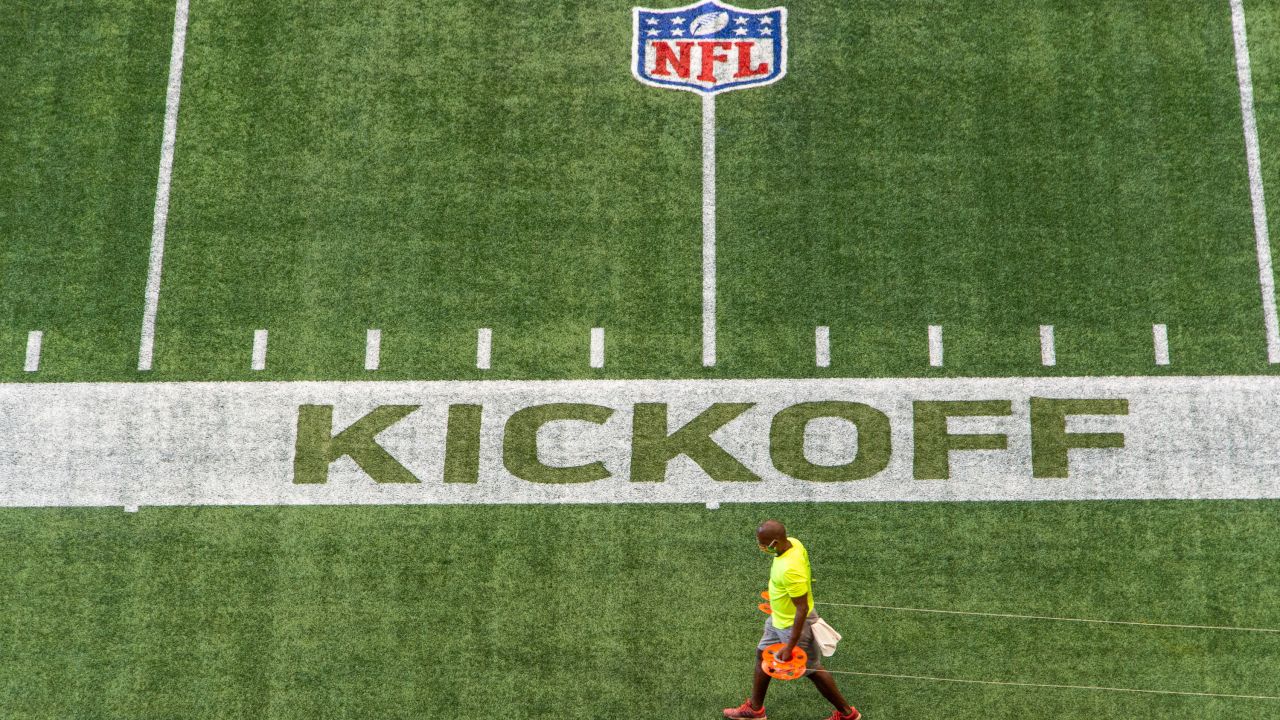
[{"xmin": 767, "ymin": 536, "xmax": 813, "ymax": 629}]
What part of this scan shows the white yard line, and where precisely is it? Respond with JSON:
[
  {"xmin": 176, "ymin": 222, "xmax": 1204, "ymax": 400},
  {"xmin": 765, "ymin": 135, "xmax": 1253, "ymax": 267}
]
[
  {"xmin": 815, "ymin": 326, "xmax": 830, "ymax": 368},
  {"xmin": 1230, "ymin": 0, "xmax": 1280, "ymax": 364},
  {"xmin": 590, "ymin": 327, "xmax": 605, "ymax": 369},
  {"xmin": 24, "ymin": 331, "xmax": 42, "ymax": 372},
  {"xmin": 6, "ymin": 375, "xmax": 1280, "ymax": 507},
  {"xmin": 818, "ymin": 601, "xmax": 1280, "ymax": 633},
  {"xmin": 1153, "ymin": 324, "xmax": 1170, "ymax": 366},
  {"xmin": 702, "ymin": 93, "xmax": 717, "ymax": 367},
  {"xmin": 1039, "ymin": 325, "xmax": 1056, "ymax": 367},
  {"xmin": 928, "ymin": 325, "xmax": 943, "ymax": 367},
  {"xmin": 824, "ymin": 669, "xmax": 1280, "ymax": 702},
  {"xmin": 476, "ymin": 328, "xmax": 492, "ymax": 370},
  {"xmin": 251, "ymin": 329, "xmax": 268, "ymax": 371},
  {"xmin": 365, "ymin": 329, "xmax": 381, "ymax": 371},
  {"xmin": 137, "ymin": 0, "xmax": 191, "ymax": 371}
]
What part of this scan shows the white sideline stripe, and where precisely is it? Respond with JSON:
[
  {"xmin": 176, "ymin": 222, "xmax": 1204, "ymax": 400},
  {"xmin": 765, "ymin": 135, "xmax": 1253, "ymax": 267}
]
[
  {"xmin": 815, "ymin": 326, "xmax": 830, "ymax": 368},
  {"xmin": 1153, "ymin": 324, "xmax": 1170, "ymax": 366},
  {"xmin": 7, "ymin": 375, "xmax": 1280, "ymax": 507},
  {"xmin": 818, "ymin": 601, "xmax": 1280, "ymax": 634},
  {"xmin": 137, "ymin": 0, "xmax": 190, "ymax": 371},
  {"xmin": 1039, "ymin": 325, "xmax": 1056, "ymax": 366},
  {"xmin": 124, "ymin": 505, "xmax": 139, "ymax": 513},
  {"xmin": 476, "ymin": 328, "xmax": 492, "ymax": 370},
  {"xmin": 928, "ymin": 325, "xmax": 943, "ymax": 367},
  {"xmin": 24, "ymin": 331, "xmax": 42, "ymax": 372},
  {"xmin": 702, "ymin": 93, "xmax": 717, "ymax": 367},
  {"xmin": 365, "ymin": 329, "xmax": 381, "ymax": 371},
  {"xmin": 1230, "ymin": 0, "xmax": 1280, "ymax": 364},
  {"xmin": 824, "ymin": 669, "xmax": 1280, "ymax": 701},
  {"xmin": 251, "ymin": 329, "xmax": 268, "ymax": 371},
  {"xmin": 590, "ymin": 327, "xmax": 605, "ymax": 369}
]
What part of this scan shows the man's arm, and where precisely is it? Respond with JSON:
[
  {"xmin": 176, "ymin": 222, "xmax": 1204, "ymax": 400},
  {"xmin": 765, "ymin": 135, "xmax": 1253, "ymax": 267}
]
[{"xmin": 779, "ymin": 592, "xmax": 809, "ymax": 661}]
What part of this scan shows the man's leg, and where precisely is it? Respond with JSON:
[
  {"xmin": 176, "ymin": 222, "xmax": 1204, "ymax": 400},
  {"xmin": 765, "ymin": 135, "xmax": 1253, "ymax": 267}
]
[
  {"xmin": 807, "ymin": 669, "xmax": 853, "ymax": 715},
  {"xmin": 749, "ymin": 648, "xmax": 771, "ymax": 709}
]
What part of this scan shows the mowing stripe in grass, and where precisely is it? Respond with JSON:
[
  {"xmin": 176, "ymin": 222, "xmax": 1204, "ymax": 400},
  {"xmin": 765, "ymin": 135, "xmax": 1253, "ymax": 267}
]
[
  {"xmin": 816, "ymin": 326, "xmax": 830, "ymax": 368},
  {"xmin": 1229, "ymin": 0, "xmax": 1280, "ymax": 364},
  {"xmin": 23, "ymin": 331, "xmax": 41, "ymax": 373},
  {"xmin": 928, "ymin": 325, "xmax": 943, "ymax": 367},
  {"xmin": 826, "ymin": 669, "xmax": 1280, "ymax": 701},
  {"xmin": 819, "ymin": 601, "xmax": 1280, "ymax": 633},
  {"xmin": 1153, "ymin": 324, "xmax": 1170, "ymax": 366},
  {"xmin": 365, "ymin": 329, "xmax": 381, "ymax": 371},
  {"xmin": 590, "ymin": 327, "xmax": 604, "ymax": 369},
  {"xmin": 251, "ymin": 329, "xmax": 268, "ymax": 371},
  {"xmin": 477, "ymin": 328, "xmax": 492, "ymax": 370},
  {"xmin": 702, "ymin": 93, "xmax": 717, "ymax": 367},
  {"xmin": 1039, "ymin": 325, "xmax": 1056, "ymax": 367},
  {"xmin": 137, "ymin": 0, "xmax": 190, "ymax": 372}
]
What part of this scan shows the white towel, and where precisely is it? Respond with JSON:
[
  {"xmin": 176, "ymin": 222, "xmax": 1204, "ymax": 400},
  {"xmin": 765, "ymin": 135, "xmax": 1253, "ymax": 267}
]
[{"xmin": 810, "ymin": 617, "xmax": 842, "ymax": 657}]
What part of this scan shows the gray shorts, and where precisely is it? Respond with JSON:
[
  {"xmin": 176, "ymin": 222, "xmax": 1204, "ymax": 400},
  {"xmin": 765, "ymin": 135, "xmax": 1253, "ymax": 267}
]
[{"xmin": 757, "ymin": 612, "xmax": 824, "ymax": 676}]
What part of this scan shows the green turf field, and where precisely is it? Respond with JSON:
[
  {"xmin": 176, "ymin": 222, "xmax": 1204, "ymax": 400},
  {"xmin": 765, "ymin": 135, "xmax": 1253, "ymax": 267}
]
[
  {"xmin": 1, "ymin": 0, "xmax": 172, "ymax": 380},
  {"xmin": 4, "ymin": 502, "xmax": 1280, "ymax": 719},
  {"xmin": 4, "ymin": 0, "xmax": 1280, "ymax": 381},
  {"xmin": 4, "ymin": 0, "xmax": 1280, "ymax": 717}
]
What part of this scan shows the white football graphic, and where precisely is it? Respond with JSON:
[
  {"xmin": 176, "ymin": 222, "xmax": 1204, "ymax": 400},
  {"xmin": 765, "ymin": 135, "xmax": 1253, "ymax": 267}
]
[{"xmin": 689, "ymin": 11, "xmax": 730, "ymax": 36}]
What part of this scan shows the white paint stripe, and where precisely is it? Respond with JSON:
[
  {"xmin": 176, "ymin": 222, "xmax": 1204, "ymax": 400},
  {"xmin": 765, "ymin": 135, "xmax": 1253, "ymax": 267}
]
[
  {"xmin": 824, "ymin": 669, "xmax": 1280, "ymax": 702},
  {"xmin": 24, "ymin": 331, "xmax": 42, "ymax": 372},
  {"xmin": 1230, "ymin": 0, "xmax": 1280, "ymax": 364},
  {"xmin": 476, "ymin": 328, "xmax": 492, "ymax": 370},
  {"xmin": 365, "ymin": 329, "xmax": 381, "ymax": 371},
  {"xmin": 137, "ymin": 0, "xmax": 190, "ymax": 372},
  {"xmin": 1153, "ymin": 324, "xmax": 1170, "ymax": 366},
  {"xmin": 251, "ymin": 329, "xmax": 268, "ymax": 371},
  {"xmin": 818, "ymin": 601, "xmax": 1280, "ymax": 634},
  {"xmin": 702, "ymin": 93, "xmax": 717, "ymax": 367},
  {"xmin": 928, "ymin": 325, "xmax": 943, "ymax": 367},
  {"xmin": 1039, "ymin": 325, "xmax": 1056, "ymax": 366},
  {"xmin": 124, "ymin": 505, "xmax": 139, "ymax": 513},
  {"xmin": 815, "ymin": 326, "xmax": 830, "ymax": 368},
  {"xmin": 590, "ymin": 327, "xmax": 605, "ymax": 369},
  {"xmin": 21, "ymin": 374, "xmax": 1270, "ymax": 508}
]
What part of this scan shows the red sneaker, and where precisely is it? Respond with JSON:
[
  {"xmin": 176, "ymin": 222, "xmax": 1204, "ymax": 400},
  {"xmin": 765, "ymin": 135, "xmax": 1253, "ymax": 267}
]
[
  {"xmin": 722, "ymin": 698, "xmax": 767, "ymax": 719},
  {"xmin": 824, "ymin": 707, "xmax": 861, "ymax": 720}
]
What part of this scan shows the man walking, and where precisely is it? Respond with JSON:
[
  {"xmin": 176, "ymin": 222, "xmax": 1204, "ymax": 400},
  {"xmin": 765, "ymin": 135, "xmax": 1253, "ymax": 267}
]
[{"xmin": 723, "ymin": 520, "xmax": 861, "ymax": 720}]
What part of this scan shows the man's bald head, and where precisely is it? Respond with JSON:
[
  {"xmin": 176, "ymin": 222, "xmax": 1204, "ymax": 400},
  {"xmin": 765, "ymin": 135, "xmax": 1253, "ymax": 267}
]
[{"xmin": 756, "ymin": 519, "xmax": 787, "ymax": 545}]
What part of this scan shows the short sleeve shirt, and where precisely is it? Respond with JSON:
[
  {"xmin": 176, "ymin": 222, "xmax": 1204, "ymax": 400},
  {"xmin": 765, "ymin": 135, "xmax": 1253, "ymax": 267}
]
[{"xmin": 767, "ymin": 536, "xmax": 813, "ymax": 629}]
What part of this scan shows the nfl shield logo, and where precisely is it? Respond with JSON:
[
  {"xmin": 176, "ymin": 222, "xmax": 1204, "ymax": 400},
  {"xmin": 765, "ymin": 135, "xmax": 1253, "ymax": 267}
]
[{"xmin": 632, "ymin": 1, "xmax": 787, "ymax": 95}]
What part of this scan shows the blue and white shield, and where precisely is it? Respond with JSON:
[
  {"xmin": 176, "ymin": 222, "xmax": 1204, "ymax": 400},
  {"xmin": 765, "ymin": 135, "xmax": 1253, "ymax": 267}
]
[{"xmin": 632, "ymin": 1, "xmax": 787, "ymax": 95}]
